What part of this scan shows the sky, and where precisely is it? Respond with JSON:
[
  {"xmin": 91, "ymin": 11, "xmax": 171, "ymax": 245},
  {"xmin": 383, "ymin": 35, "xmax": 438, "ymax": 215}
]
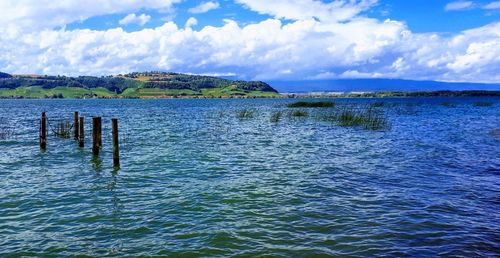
[{"xmin": 0, "ymin": 0, "xmax": 499, "ymax": 83}]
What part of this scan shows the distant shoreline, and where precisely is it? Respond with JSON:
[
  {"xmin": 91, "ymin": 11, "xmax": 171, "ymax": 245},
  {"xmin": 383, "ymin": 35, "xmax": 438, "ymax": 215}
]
[{"xmin": 0, "ymin": 90, "xmax": 499, "ymax": 99}]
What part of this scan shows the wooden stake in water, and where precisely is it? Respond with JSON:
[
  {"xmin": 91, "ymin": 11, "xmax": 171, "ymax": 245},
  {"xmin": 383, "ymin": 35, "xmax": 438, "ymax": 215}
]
[
  {"xmin": 40, "ymin": 112, "xmax": 47, "ymax": 150},
  {"xmin": 79, "ymin": 117, "xmax": 84, "ymax": 147},
  {"xmin": 92, "ymin": 117, "xmax": 102, "ymax": 156},
  {"xmin": 97, "ymin": 117, "xmax": 102, "ymax": 147},
  {"xmin": 74, "ymin": 112, "xmax": 79, "ymax": 140},
  {"xmin": 111, "ymin": 118, "xmax": 120, "ymax": 168}
]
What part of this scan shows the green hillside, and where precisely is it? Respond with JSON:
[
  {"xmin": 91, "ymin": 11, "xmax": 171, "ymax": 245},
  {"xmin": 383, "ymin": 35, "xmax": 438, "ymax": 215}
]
[{"xmin": 0, "ymin": 71, "xmax": 279, "ymax": 99}]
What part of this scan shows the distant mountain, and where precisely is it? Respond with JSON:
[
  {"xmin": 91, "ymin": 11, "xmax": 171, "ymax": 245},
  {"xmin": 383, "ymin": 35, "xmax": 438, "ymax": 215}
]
[
  {"xmin": 0, "ymin": 72, "xmax": 12, "ymax": 78},
  {"xmin": 269, "ymin": 79, "xmax": 500, "ymax": 93}
]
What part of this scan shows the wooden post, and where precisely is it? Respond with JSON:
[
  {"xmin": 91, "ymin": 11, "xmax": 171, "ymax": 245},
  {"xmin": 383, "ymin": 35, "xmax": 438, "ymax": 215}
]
[
  {"xmin": 40, "ymin": 112, "xmax": 47, "ymax": 150},
  {"xmin": 112, "ymin": 118, "xmax": 120, "ymax": 168},
  {"xmin": 79, "ymin": 117, "xmax": 84, "ymax": 147},
  {"xmin": 74, "ymin": 112, "xmax": 79, "ymax": 140},
  {"xmin": 97, "ymin": 117, "xmax": 102, "ymax": 147},
  {"xmin": 92, "ymin": 117, "xmax": 100, "ymax": 156}
]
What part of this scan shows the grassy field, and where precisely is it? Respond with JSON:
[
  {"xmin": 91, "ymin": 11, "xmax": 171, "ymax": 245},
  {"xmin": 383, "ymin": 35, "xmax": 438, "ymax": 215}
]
[
  {"xmin": 0, "ymin": 86, "xmax": 279, "ymax": 99},
  {"xmin": 0, "ymin": 87, "xmax": 116, "ymax": 98}
]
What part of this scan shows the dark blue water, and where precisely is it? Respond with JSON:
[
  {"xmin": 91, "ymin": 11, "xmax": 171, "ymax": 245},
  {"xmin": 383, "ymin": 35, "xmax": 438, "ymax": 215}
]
[{"xmin": 0, "ymin": 98, "xmax": 499, "ymax": 256}]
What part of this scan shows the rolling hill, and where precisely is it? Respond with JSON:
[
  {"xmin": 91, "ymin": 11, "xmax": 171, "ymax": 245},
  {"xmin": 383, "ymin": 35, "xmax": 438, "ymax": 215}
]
[{"xmin": 0, "ymin": 71, "xmax": 279, "ymax": 99}]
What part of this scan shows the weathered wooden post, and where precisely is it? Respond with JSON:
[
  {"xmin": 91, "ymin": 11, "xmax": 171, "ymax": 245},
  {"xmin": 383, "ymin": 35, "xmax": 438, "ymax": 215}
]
[
  {"xmin": 92, "ymin": 117, "xmax": 101, "ymax": 156},
  {"xmin": 40, "ymin": 112, "xmax": 47, "ymax": 150},
  {"xmin": 111, "ymin": 118, "xmax": 120, "ymax": 168},
  {"xmin": 78, "ymin": 117, "xmax": 84, "ymax": 147},
  {"xmin": 97, "ymin": 117, "xmax": 102, "ymax": 147},
  {"xmin": 74, "ymin": 112, "xmax": 79, "ymax": 140}
]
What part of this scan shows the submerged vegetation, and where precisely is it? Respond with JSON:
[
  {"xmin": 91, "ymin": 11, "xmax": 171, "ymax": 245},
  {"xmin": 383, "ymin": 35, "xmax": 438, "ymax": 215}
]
[
  {"xmin": 287, "ymin": 101, "xmax": 335, "ymax": 108},
  {"xmin": 473, "ymin": 101, "xmax": 493, "ymax": 107},
  {"xmin": 441, "ymin": 102, "xmax": 456, "ymax": 107}
]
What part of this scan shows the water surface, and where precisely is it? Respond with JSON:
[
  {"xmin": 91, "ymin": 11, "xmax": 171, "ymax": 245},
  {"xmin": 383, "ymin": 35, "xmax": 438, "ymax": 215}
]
[{"xmin": 0, "ymin": 98, "xmax": 499, "ymax": 256}]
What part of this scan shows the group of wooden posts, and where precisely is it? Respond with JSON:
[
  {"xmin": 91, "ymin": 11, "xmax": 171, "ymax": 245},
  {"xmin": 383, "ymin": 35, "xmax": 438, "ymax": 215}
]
[{"xmin": 39, "ymin": 112, "xmax": 120, "ymax": 168}]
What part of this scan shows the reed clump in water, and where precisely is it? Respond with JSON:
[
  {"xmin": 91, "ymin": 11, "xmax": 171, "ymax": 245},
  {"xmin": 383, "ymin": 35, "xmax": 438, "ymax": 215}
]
[
  {"xmin": 237, "ymin": 109, "xmax": 255, "ymax": 119},
  {"xmin": 287, "ymin": 101, "xmax": 335, "ymax": 108},
  {"xmin": 320, "ymin": 105, "xmax": 390, "ymax": 131},
  {"xmin": 441, "ymin": 102, "xmax": 456, "ymax": 107},
  {"xmin": 371, "ymin": 102, "xmax": 385, "ymax": 107},
  {"xmin": 473, "ymin": 101, "xmax": 493, "ymax": 107},
  {"xmin": 0, "ymin": 118, "xmax": 14, "ymax": 140},
  {"xmin": 54, "ymin": 121, "xmax": 72, "ymax": 138},
  {"xmin": 290, "ymin": 110, "xmax": 308, "ymax": 117},
  {"xmin": 270, "ymin": 111, "xmax": 283, "ymax": 123}
]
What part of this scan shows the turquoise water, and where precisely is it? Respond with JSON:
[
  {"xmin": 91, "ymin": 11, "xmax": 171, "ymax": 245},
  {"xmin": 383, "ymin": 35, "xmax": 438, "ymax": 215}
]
[{"xmin": 0, "ymin": 98, "xmax": 499, "ymax": 257}]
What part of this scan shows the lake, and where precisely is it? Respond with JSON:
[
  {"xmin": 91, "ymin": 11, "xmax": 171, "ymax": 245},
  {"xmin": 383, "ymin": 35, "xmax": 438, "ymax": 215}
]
[{"xmin": 0, "ymin": 98, "xmax": 499, "ymax": 256}]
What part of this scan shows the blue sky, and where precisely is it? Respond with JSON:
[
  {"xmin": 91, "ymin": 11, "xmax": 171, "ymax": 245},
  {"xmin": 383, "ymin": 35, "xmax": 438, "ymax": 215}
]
[
  {"xmin": 0, "ymin": 0, "xmax": 499, "ymax": 83},
  {"xmin": 65, "ymin": 0, "xmax": 499, "ymax": 33}
]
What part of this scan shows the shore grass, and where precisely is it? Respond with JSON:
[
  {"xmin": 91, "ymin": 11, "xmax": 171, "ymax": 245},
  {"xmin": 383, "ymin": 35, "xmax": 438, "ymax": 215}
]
[{"xmin": 287, "ymin": 101, "xmax": 335, "ymax": 108}]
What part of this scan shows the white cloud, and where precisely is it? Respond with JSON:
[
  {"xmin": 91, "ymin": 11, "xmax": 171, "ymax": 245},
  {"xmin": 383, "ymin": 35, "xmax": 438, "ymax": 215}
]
[
  {"xmin": 445, "ymin": 1, "xmax": 474, "ymax": 11},
  {"xmin": 483, "ymin": 1, "xmax": 500, "ymax": 9},
  {"xmin": 236, "ymin": 0, "xmax": 377, "ymax": 22},
  {"xmin": 0, "ymin": 0, "xmax": 499, "ymax": 83},
  {"xmin": 119, "ymin": 13, "xmax": 151, "ymax": 26},
  {"xmin": 185, "ymin": 17, "xmax": 198, "ymax": 28},
  {"xmin": 0, "ymin": 0, "xmax": 180, "ymax": 31},
  {"xmin": 188, "ymin": 1, "xmax": 220, "ymax": 14}
]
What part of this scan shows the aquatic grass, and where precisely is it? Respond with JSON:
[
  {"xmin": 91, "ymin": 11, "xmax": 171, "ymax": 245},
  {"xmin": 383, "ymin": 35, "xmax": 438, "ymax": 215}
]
[
  {"xmin": 319, "ymin": 105, "xmax": 390, "ymax": 131},
  {"xmin": 440, "ymin": 102, "xmax": 456, "ymax": 107},
  {"xmin": 290, "ymin": 110, "xmax": 308, "ymax": 117},
  {"xmin": 270, "ymin": 111, "xmax": 283, "ymax": 123},
  {"xmin": 237, "ymin": 108, "xmax": 255, "ymax": 119},
  {"xmin": 473, "ymin": 101, "xmax": 493, "ymax": 107},
  {"xmin": 0, "ymin": 127, "xmax": 14, "ymax": 140},
  {"xmin": 54, "ymin": 121, "xmax": 72, "ymax": 138},
  {"xmin": 0, "ymin": 118, "xmax": 14, "ymax": 140},
  {"xmin": 287, "ymin": 101, "xmax": 335, "ymax": 108},
  {"xmin": 371, "ymin": 102, "xmax": 385, "ymax": 107}
]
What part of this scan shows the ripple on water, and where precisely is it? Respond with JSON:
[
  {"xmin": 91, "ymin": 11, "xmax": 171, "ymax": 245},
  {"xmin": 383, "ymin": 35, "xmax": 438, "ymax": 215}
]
[{"xmin": 0, "ymin": 98, "xmax": 499, "ymax": 256}]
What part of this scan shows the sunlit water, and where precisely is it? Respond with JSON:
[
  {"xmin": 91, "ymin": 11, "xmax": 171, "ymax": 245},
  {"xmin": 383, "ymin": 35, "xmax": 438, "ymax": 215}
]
[{"xmin": 0, "ymin": 98, "xmax": 499, "ymax": 257}]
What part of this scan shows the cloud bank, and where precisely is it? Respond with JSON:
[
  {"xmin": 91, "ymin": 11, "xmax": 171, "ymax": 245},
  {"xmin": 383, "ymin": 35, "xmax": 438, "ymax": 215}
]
[{"xmin": 0, "ymin": 0, "xmax": 499, "ymax": 83}]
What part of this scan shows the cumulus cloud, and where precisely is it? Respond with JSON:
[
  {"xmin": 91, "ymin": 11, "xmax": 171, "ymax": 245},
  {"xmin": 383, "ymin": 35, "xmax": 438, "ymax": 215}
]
[
  {"xmin": 483, "ymin": 1, "xmax": 500, "ymax": 9},
  {"xmin": 119, "ymin": 13, "xmax": 151, "ymax": 26},
  {"xmin": 236, "ymin": 0, "xmax": 377, "ymax": 22},
  {"xmin": 185, "ymin": 17, "xmax": 198, "ymax": 28},
  {"xmin": 445, "ymin": 1, "xmax": 474, "ymax": 11},
  {"xmin": 0, "ymin": 0, "xmax": 499, "ymax": 83},
  {"xmin": 188, "ymin": 1, "xmax": 220, "ymax": 14},
  {"xmin": 0, "ymin": 0, "xmax": 180, "ymax": 31}
]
